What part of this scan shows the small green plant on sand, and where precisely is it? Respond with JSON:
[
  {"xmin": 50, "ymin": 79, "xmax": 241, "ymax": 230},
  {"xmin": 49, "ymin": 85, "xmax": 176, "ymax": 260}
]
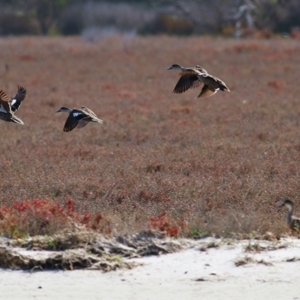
[{"xmin": 188, "ymin": 228, "xmax": 211, "ymax": 239}]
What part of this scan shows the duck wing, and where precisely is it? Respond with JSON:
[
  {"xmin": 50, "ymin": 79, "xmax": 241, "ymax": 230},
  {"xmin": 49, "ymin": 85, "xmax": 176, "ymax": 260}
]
[
  {"xmin": 0, "ymin": 90, "xmax": 12, "ymax": 114},
  {"xmin": 200, "ymin": 74, "xmax": 230, "ymax": 91},
  {"xmin": 195, "ymin": 65, "xmax": 208, "ymax": 74},
  {"xmin": 81, "ymin": 106, "xmax": 103, "ymax": 123},
  {"xmin": 173, "ymin": 74, "xmax": 201, "ymax": 94},
  {"xmin": 10, "ymin": 86, "xmax": 26, "ymax": 112},
  {"xmin": 63, "ymin": 109, "xmax": 86, "ymax": 132},
  {"xmin": 76, "ymin": 119, "xmax": 90, "ymax": 129}
]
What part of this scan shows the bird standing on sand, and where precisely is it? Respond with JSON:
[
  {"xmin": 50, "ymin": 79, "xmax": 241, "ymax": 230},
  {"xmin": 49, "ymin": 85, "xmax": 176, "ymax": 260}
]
[
  {"xmin": 167, "ymin": 64, "xmax": 230, "ymax": 99},
  {"xmin": 0, "ymin": 86, "xmax": 27, "ymax": 124},
  {"xmin": 278, "ymin": 199, "xmax": 300, "ymax": 232},
  {"xmin": 56, "ymin": 106, "xmax": 103, "ymax": 132}
]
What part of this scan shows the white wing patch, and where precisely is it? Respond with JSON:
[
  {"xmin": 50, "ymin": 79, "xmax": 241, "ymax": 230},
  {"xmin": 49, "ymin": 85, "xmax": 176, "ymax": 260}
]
[
  {"xmin": 72, "ymin": 112, "xmax": 82, "ymax": 117},
  {"xmin": 11, "ymin": 99, "xmax": 17, "ymax": 105}
]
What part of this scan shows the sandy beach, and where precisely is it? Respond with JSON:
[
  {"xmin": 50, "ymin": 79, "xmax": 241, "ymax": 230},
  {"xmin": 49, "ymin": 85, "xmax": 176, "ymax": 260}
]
[{"xmin": 1, "ymin": 237, "xmax": 300, "ymax": 300}]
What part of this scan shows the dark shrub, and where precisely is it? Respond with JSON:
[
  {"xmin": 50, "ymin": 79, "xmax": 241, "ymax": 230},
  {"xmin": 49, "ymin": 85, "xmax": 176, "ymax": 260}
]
[
  {"xmin": 58, "ymin": 8, "xmax": 84, "ymax": 35},
  {"xmin": 0, "ymin": 13, "xmax": 39, "ymax": 35},
  {"xmin": 139, "ymin": 14, "xmax": 194, "ymax": 36}
]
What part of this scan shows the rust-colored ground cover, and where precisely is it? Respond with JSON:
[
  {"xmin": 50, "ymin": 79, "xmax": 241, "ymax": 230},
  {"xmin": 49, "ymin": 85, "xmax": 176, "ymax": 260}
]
[{"xmin": 0, "ymin": 36, "xmax": 300, "ymax": 237}]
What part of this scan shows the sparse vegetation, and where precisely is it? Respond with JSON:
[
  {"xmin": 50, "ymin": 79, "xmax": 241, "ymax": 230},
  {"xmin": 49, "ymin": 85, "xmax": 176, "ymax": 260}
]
[
  {"xmin": 244, "ymin": 241, "xmax": 266, "ymax": 252},
  {"xmin": 235, "ymin": 255, "xmax": 272, "ymax": 267},
  {"xmin": 244, "ymin": 240, "xmax": 288, "ymax": 253},
  {"xmin": 199, "ymin": 240, "xmax": 220, "ymax": 251},
  {"xmin": 0, "ymin": 36, "xmax": 300, "ymax": 238},
  {"xmin": 235, "ymin": 255, "xmax": 254, "ymax": 266}
]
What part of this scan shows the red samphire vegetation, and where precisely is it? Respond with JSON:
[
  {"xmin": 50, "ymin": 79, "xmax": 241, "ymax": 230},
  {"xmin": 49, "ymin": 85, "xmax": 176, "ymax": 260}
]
[{"xmin": 0, "ymin": 198, "xmax": 111, "ymax": 238}]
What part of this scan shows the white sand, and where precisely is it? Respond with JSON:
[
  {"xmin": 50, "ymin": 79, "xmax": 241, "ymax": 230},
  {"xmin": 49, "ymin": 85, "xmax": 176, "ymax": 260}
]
[{"xmin": 1, "ymin": 238, "xmax": 300, "ymax": 300}]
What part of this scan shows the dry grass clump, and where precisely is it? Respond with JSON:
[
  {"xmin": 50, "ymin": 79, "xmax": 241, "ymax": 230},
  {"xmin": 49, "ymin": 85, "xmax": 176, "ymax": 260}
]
[
  {"xmin": 1, "ymin": 36, "xmax": 300, "ymax": 238},
  {"xmin": 235, "ymin": 256, "xmax": 272, "ymax": 267}
]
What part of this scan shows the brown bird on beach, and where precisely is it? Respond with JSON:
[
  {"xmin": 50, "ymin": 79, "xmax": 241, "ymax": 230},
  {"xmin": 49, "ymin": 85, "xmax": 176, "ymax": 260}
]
[
  {"xmin": 278, "ymin": 199, "xmax": 300, "ymax": 232},
  {"xmin": 167, "ymin": 64, "xmax": 230, "ymax": 99}
]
